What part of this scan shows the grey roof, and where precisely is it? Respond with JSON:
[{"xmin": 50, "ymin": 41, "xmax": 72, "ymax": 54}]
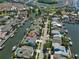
[
  {"xmin": 1, "ymin": 25, "xmax": 12, "ymax": 32},
  {"xmin": 15, "ymin": 46, "xmax": 34, "ymax": 58},
  {"xmin": 52, "ymin": 36, "xmax": 62, "ymax": 44},
  {"xmin": 0, "ymin": 18, "xmax": 7, "ymax": 22},
  {"xmin": 1, "ymin": 18, "xmax": 20, "ymax": 32}
]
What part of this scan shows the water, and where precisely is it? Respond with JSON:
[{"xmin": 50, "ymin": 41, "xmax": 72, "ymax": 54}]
[
  {"xmin": 0, "ymin": 18, "xmax": 33, "ymax": 59},
  {"xmin": 65, "ymin": 24, "xmax": 79, "ymax": 59}
]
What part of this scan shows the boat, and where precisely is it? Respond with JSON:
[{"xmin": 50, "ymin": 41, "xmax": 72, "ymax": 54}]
[
  {"xmin": 75, "ymin": 54, "xmax": 78, "ymax": 57},
  {"xmin": 69, "ymin": 41, "xmax": 73, "ymax": 46},
  {"xmin": 64, "ymin": 29, "xmax": 68, "ymax": 33},
  {"xmin": 12, "ymin": 46, "xmax": 17, "ymax": 52},
  {"xmin": 31, "ymin": 21, "xmax": 33, "ymax": 24},
  {"xmin": 26, "ymin": 28, "xmax": 28, "ymax": 31},
  {"xmin": 0, "ymin": 45, "xmax": 5, "ymax": 50},
  {"xmin": 68, "ymin": 37, "xmax": 71, "ymax": 41},
  {"xmin": 11, "ymin": 34, "xmax": 14, "ymax": 38},
  {"xmin": 74, "ymin": 54, "xmax": 78, "ymax": 59},
  {"xmin": 65, "ymin": 29, "xmax": 68, "ymax": 32},
  {"xmin": 18, "ymin": 25, "xmax": 20, "ymax": 27}
]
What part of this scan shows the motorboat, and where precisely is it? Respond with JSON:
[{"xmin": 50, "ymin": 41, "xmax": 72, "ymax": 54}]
[
  {"xmin": 12, "ymin": 46, "xmax": 17, "ymax": 52},
  {"xmin": 0, "ymin": 45, "xmax": 5, "ymax": 50},
  {"xmin": 74, "ymin": 54, "xmax": 78, "ymax": 59},
  {"xmin": 18, "ymin": 25, "xmax": 20, "ymax": 27},
  {"xmin": 69, "ymin": 41, "xmax": 73, "ymax": 46},
  {"xmin": 11, "ymin": 34, "xmax": 14, "ymax": 38},
  {"xmin": 26, "ymin": 28, "xmax": 29, "ymax": 31},
  {"xmin": 68, "ymin": 37, "xmax": 71, "ymax": 41},
  {"xmin": 65, "ymin": 29, "xmax": 68, "ymax": 33}
]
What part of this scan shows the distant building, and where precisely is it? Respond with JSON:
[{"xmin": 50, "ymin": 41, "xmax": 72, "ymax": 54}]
[
  {"xmin": 0, "ymin": 3, "xmax": 25, "ymax": 11},
  {"xmin": 65, "ymin": 0, "xmax": 79, "ymax": 10},
  {"xmin": 75, "ymin": 0, "xmax": 79, "ymax": 10},
  {"xmin": 56, "ymin": 0, "xmax": 66, "ymax": 7},
  {"xmin": 65, "ymin": 0, "xmax": 74, "ymax": 7},
  {"xmin": 12, "ymin": 0, "xmax": 28, "ymax": 3}
]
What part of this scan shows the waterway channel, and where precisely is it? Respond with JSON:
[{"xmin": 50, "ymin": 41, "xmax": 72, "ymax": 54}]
[
  {"xmin": 65, "ymin": 24, "xmax": 79, "ymax": 59},
  {"xmin": 0, "ymin": 18, "xmax": 33, "ymax": 59}
]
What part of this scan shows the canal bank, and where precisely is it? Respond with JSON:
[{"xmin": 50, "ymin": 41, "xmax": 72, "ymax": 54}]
[
  {"xmin": 65, "ymin": 24, "xmax": 79, "ymax": 59},
  {"xmin": 0, "ymin": 18, "xmax": 33, "ymax": 59}
]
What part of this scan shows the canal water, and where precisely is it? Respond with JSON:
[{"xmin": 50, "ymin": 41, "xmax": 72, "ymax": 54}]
[
  {"xmin": 65, "ymin": 24, "xmax": 79, "ymax": 59},
  {"xmin": 0, "ymin": 18, "xmax": 33, "ymax": 59}
]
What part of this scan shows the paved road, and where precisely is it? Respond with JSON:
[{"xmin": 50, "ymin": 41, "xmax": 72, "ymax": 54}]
[
  {"xmin": 0, "ymin": 17, "xmax": 33, "ymax": 59},
  {"xmin": 38, "ymin": 19, "xmax": 49, "ymax": 59}
]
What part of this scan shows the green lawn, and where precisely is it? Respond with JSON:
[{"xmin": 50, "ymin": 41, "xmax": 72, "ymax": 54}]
[{"xmin": 43, "ymin": 40, "xmax": 52, "ymax": 48}]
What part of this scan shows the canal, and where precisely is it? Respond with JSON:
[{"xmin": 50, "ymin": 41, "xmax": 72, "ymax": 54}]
[
  {"xmin": 0, "ymin": 18, "xmax": 33, "ymax": 59},
  {"xmin": 65, "ymin": 24, "xmax": 79, "ymax": 59}
]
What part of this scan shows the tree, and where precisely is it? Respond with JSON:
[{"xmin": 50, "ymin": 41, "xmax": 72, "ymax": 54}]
[
  {"xmin": 56, "ymin": 10, "xmax": 62, "ymax": 15},
  {"xmin": 45, "ymin": 7, "xmax": 56, "ymax": 14},
  {"xmin": 61, "ymin": 36, "xmax": 69, "ymax": 49}
]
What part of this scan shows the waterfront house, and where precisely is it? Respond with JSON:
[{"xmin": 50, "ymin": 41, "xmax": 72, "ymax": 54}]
[
  {"xmin": 0, "ymin": 25, "xmax": 12, "ymax": 32},
  {"xmin": 15, "ymin": 45, "xmax": 34, "ymax": 59},
  {"xmin": 52, "ymin": 43, "xmax": 68, "ymax": 57},
  {"xmin": 51, "ymin": 43, "xmax": 67, "ymax": 59},
  {"xmin": 51, "ymin": 21, "xmax": 62, "ymax": 27},
  {"xmin": 52, "ymin": 35, "xmax": 62, "ymax": 44},
  {"xmin": 22, "ymin": 36, "xmax": 37, "ymax": 47},
  {"xmin": 51, "ymin": 54, "xmax": 66, "ymax": 59},
  {"xmin": 51, "ymin": 30, "xmax": 62, "ymax": 38},
  {"xmin": 52, "ymin": 17, "xmax": 60, "ymax": 22},
  {"xmin": 0, "ymin": 31, "xmax": 7, "ymax": 39},
  {"xmin": 22, "ymin": 31, "xmax": 37, "ymax": 47}
]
